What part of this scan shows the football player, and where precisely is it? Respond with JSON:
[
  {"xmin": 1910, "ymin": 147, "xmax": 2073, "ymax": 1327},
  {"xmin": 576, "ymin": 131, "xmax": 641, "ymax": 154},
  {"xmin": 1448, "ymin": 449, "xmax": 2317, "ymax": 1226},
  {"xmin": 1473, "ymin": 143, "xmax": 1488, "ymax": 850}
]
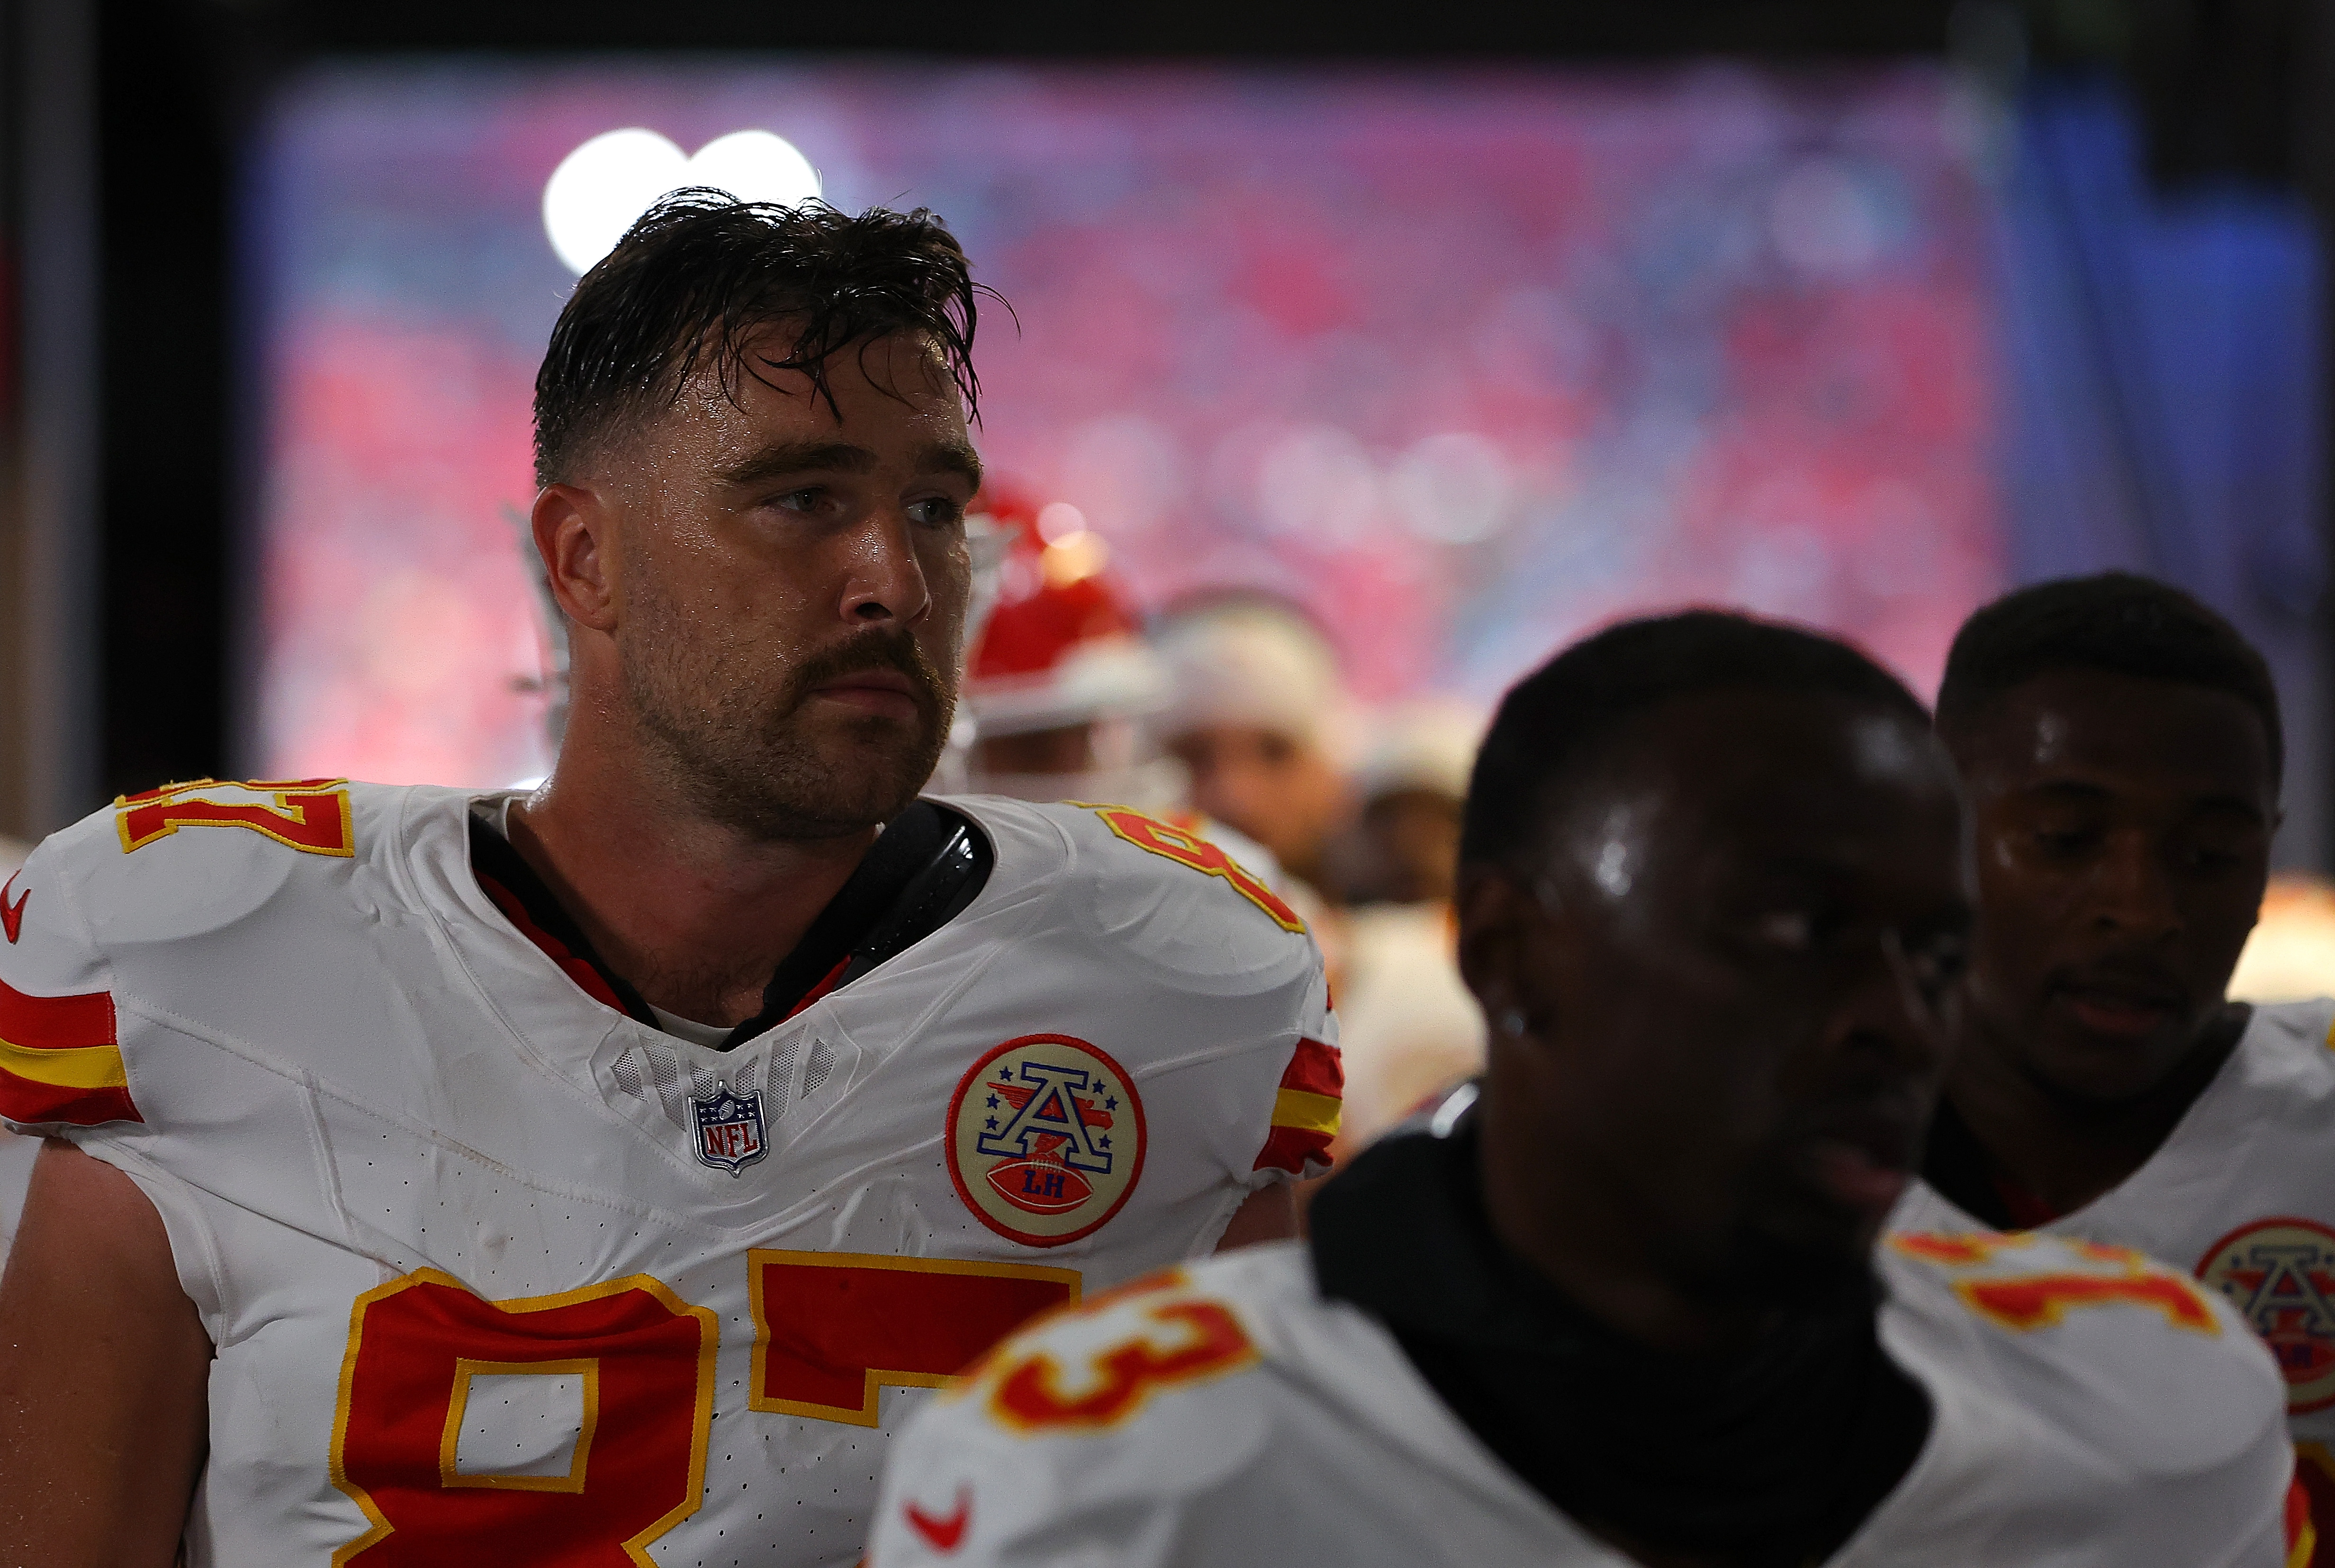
[
  {"xmin": 1888, "ymin": 573, "xmax": 2335, "ymax": 1550},
  {"xmin": 0, "ymin": 194, "xmax": 1337, "ymax": 1566},
  {"xmin": 1151, "ymin": 596, "xmax": 1354, "ymax": 897},
  {"xmin": 957, "ymin": 484, "xmax": 1173, "ymax": 807},
  {"xmin": 874, "ymin": 611, "xmax": 2300, "ymax": 1567}
]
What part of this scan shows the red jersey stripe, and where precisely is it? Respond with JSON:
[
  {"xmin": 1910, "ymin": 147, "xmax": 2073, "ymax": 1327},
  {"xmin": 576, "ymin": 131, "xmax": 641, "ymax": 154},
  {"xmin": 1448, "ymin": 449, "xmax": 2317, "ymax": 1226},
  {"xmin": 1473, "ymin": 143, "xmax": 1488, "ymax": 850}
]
[
  {"xmin": 1253, "ymin": 1122, "xmax": 1334, "ymax": 1177},
  {"xmin": 476, "ymin": 870, "xmax": 632, "ymax": 1016},
  {"xmin": 1276, "ymin": 1036, "xmax": 1343, "ymax": 1100},
  {"xmin": 0, "ymin": 1073, "xmax": 139, "ymax": 1126},
  {"xmin": 0, "ymin": 972, "xmax": 115, "ymax": 1051},
  {"xmin": 0, "ymin": 972, "xmax": 136, "ymax": 1125}
]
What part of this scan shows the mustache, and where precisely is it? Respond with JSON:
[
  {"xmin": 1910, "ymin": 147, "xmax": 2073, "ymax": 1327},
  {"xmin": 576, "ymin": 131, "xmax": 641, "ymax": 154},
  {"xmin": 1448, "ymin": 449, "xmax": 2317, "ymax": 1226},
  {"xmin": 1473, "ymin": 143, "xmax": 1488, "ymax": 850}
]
[
  {"xmin": 2044, "ymin": 953, "xmax": 2188, "ymax": 1009},
  {"xmin": 784, "ymin": 628, "xmax": 947, "ymax": 712},
  {"xmin": 1776, "ymin": 1083, "xmax": 1930, "ymax": 1168}
]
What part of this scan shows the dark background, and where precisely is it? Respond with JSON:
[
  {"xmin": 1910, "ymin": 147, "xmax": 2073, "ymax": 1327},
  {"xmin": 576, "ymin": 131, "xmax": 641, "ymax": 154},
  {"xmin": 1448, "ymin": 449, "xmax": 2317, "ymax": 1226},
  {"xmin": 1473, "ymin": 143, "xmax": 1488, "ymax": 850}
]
[{"xmin": 0, "ymin": 0, "xmax": 2326, "ymax": 826}]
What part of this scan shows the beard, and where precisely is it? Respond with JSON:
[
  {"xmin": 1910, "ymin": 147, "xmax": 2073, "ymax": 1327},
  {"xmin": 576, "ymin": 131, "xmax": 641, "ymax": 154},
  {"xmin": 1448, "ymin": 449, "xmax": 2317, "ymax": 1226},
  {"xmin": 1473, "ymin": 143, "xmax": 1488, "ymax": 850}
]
[{"xmin": 619, "ymin": 583, "xmax": 956, "ymax": 843}]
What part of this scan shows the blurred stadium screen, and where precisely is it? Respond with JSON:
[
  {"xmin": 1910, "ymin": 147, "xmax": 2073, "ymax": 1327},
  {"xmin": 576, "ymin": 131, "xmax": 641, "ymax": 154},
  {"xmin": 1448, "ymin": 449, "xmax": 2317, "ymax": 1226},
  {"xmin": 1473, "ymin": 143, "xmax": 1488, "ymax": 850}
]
[{"xmin": 249, "ymin": 60, "xmax": 1999, "ymax": 787}]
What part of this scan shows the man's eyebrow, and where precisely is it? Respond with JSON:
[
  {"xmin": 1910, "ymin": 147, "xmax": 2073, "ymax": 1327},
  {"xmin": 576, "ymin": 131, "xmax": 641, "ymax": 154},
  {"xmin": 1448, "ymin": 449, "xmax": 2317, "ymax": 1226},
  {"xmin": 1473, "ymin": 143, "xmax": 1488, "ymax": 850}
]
[
  {"xmin": 2187, "ymin": 793, "xmax": 2270, "ymax": 826},
  {"xmin": 710, "ymin": 439, "xmax": 983, "ymax": 491},
  {"xmin": 2018, "ymin": 779, "xmax": 2112, "ymax": 804},
  {"xmin": 713, "ymin": 442, "xmax": 878, "ymax": 487},
  {"xmin": 2021, "ymin": 777, "xmax": 2267, "ymax": 825},
  {"xmin": 920, "ymin": 440, "xmax": 984, "ymax": 488}
]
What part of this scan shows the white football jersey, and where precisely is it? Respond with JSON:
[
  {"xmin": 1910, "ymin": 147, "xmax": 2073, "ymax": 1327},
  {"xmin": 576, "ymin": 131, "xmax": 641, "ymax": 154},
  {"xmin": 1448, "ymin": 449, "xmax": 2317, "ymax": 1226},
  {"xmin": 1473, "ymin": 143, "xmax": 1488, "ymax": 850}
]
[
  {"xmin": 0, "ymin": 779, "xmax": 1338, "ymax": 1568},
  {"xmin": 1895, "ymin": 999, "xmax": 2335, "ymax": 1532},
  {"xmin": 874, "ymin": 1231, "xmax": 2296, "ymax": 1568}
]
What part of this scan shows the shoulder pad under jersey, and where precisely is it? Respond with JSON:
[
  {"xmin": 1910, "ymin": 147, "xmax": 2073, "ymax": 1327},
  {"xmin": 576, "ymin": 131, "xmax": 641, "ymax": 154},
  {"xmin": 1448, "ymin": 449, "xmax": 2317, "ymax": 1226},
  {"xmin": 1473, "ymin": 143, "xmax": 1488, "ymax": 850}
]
[
  {"xmin": 951, "ymin": 795, "xmax": 1325, "ymax": 992},
  {"xmin": 1883, "ymin": 1228, "xmax": 2287, "ymax": 1481},
  {"xmin": 0, "ymin": 778, "xmax": 423, "ymax": 1131}
]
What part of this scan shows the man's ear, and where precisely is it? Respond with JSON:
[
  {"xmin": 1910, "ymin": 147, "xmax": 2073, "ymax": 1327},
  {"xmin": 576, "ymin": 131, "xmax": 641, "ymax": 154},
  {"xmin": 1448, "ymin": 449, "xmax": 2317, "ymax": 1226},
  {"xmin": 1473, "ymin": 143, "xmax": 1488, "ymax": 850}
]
[
  {"xmin": 533, "ymin": 482, "xmax": 618, "ymax": 634},
  {"xmin": 1457, "ymin": 865, "xmax": 1539, "ymax": 1035}
]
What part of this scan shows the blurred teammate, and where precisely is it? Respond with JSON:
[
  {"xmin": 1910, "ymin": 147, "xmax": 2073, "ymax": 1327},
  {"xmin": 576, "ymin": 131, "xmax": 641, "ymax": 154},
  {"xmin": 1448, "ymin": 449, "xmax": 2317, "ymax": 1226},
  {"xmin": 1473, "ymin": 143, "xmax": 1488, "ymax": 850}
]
[
  {"xmin": 956, "ymin": 492, "xmax": 1295, "ymax": 912},
  {"xmin": 877, "ymin": 611, "xmax": 2298, "ymax": 1568},
  {"xmin": 1334, "ymin": 699, "xmax": 1478, "ymax": 907},
  {"xmin": 959, "ymin": 487, "xmax": 1176, "ymax": 808},
  {"xmin": 1153, "ymin": 597, "xmax": 1353, "ymax": 895},
  {"xmin": 1327, "ymin": 701, "xmax": 1486, "ymax": 1148},
  {"xmin": 0, "ymin": 195, "xmax": 1337, "ymax": 1567},
  {"xmin": 1891, "ymin": 573, "xmax": 2335, "ymax": 1550}
]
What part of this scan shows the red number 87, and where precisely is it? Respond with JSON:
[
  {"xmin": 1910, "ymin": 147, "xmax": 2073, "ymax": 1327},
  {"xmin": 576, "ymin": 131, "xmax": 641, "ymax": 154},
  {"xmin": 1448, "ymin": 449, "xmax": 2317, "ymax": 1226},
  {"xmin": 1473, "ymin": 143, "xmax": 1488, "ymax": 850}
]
[{"xmin": 328, "ymin": 1254, "xmax": 1075, "ymax": 1564}]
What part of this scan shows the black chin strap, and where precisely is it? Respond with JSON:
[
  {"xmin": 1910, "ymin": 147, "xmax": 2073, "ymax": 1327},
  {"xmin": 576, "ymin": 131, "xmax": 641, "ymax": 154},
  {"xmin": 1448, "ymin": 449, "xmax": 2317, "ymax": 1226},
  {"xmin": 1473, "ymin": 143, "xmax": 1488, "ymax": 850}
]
[{"xmin": 726, "ymin": 802, "xmax": 991, "ymax": 1047}]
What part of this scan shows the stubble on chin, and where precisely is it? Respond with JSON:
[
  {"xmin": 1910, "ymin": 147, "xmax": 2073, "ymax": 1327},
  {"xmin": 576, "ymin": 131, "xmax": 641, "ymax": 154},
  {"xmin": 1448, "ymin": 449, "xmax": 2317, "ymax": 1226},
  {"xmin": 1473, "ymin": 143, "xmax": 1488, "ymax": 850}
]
[{"xmin": 620, "ymin": 617, "xmax": 954, "ymax": 843}]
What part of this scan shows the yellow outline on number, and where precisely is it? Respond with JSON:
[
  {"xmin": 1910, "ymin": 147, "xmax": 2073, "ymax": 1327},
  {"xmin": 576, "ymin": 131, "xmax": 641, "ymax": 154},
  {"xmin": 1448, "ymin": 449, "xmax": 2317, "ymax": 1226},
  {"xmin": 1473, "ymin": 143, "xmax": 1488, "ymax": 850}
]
[
  {"xmin": 747, "ymin": 1248, "xmax": 1082, "ymax": 1427},
  {"xmin": 437, "ymin": 1356, "xmax": 600, "ymax": 1493},
  {"xmin": 328, "ymin": 1268, "xmax": 715, "ymax": 1567}
]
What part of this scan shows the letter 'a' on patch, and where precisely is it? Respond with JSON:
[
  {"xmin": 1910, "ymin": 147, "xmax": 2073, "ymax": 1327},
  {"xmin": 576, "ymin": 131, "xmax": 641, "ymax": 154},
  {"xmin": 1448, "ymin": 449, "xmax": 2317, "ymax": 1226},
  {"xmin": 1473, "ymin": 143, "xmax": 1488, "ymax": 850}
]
[
  {"xmin": 946, "ymin": 1035, "xmax": 1146, "ymax": 1247},
  {"xmin": 2198, "ymin": 1216, "xmax": 2335, "ymax": 1413}
]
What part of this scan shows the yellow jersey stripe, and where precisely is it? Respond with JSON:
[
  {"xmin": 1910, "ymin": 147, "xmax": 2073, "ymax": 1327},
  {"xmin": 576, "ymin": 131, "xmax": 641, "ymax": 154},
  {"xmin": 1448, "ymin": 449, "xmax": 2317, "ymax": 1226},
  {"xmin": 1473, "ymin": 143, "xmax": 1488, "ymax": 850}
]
[
  {"xmin": 0, "ymin": 1035, "xmax": 129, "ymax": 1091},
  {"xmin": 1271, "ymin": 1087, "xmax": 1341, "ymax": 1137}
]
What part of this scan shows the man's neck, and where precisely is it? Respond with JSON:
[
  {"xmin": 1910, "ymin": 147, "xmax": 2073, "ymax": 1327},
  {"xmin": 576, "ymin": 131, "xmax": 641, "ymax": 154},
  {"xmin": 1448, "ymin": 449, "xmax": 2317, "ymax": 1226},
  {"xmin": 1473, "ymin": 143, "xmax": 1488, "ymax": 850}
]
[
  {"xmin": 508, "ymin": 744, "xmax": 878, "ymax": 1029},
  {"xmin": 1478, "ymin": 1105, "xmax": 1773, "ymax": 1356},
  {"xmin": 1942, "ymin": 1006, "xmax": 2246, "ymax": 1220}
]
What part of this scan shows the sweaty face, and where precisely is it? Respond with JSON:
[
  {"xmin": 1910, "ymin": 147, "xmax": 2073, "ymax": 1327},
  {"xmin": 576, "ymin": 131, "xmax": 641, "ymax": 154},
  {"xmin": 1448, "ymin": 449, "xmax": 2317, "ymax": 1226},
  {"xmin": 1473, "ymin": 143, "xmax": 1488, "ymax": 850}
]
[
  {"xmin": 1951, "ymin": 670, "xmax": 2275, "ymax": 1103},
  {"xmin": 604, "ymin": 331, "xmax": 977, "ymax": 840},
  {"xmin": 1507, "ymin": 692, "xmax": 1970, "ymax": 1294}
]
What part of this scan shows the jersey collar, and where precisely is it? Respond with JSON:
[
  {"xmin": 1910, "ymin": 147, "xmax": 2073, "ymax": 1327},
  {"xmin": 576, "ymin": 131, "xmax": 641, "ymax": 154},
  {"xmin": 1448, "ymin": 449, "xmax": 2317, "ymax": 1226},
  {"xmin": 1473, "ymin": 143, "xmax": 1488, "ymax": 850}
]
[{"xmin": 466, "ymin": 801, "xmax": 992, "ymax": 1051}]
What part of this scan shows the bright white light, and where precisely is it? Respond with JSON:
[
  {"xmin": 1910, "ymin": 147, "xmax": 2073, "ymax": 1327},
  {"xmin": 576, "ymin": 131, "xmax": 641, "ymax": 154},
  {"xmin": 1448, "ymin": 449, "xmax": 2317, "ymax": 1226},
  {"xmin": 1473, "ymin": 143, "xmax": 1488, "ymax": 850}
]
[
  {"xmin": 1036, "ymin": 501, "xmax": 1089, "ymax": 544},
  {"xmin": 542, "ymin": 128, "xmax": 822, "ymax": 275}
]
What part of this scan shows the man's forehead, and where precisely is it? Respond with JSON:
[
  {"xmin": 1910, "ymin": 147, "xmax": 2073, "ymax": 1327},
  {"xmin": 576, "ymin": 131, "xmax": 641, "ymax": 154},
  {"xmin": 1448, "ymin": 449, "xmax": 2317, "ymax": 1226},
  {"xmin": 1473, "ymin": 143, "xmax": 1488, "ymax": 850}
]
[
  {"xmin": 1548, "ymin": 699, "xmax": 1952, "ymax": 882},
  {"xmin": 1605, "ymin": 687, "xmax": 1938, "ymax": 793},
  {"xmin": 1963, "ymin": 668, "xmax": 2272, "ymax": 796}
]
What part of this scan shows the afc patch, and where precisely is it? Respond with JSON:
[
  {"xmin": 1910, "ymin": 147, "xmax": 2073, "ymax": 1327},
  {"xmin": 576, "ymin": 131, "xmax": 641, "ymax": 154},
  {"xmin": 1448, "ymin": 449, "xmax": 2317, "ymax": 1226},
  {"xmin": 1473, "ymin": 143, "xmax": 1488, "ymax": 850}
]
[
  {"xmin": 946, "ymin": 1035, "xmax": 1146, "ymax": 1248},
  {"xmin": 692, "ymin": 1081, "xmax": 768, "ymax": 1177},
  {"xmin": 2198, "ymin": 1216, "xmax": 2335, "ymax": 1411}
]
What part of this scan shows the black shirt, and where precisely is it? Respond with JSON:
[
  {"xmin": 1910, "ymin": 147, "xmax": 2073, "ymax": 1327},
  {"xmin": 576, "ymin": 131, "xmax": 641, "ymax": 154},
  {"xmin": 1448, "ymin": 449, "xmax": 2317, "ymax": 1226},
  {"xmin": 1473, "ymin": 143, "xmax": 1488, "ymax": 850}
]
[{"xmin": 1307, "ymin": 1104, "xmax": 1931, "ymax": 1568}]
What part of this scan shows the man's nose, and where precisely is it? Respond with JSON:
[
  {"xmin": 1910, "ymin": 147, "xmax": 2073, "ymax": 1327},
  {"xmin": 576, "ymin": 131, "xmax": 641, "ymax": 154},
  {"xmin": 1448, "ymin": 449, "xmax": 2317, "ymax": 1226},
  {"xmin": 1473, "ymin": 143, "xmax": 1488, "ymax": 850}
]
[
  {"xmin": 839, "ymin": 510, "xmax": 932, "ymax": 626},
  {"xmin": 2089, "ymin": 829, "xmax": 2181, "ymax": 942},
  {"xmin": 1826, "ymin": 932, "xmax": 1954, "ymax": 1076}
]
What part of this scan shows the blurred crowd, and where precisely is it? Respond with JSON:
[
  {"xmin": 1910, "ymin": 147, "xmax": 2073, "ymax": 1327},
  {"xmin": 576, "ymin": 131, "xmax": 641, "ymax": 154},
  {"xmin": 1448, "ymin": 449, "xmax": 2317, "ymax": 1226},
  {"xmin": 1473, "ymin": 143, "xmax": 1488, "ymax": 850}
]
[
  {"xmin": 944, "ymin": 483, "xmax": 1488, "ymax": 1155},
  {"xmin": 938, "ymin": 478, "xmax": 2335, "ymax": 1167}
]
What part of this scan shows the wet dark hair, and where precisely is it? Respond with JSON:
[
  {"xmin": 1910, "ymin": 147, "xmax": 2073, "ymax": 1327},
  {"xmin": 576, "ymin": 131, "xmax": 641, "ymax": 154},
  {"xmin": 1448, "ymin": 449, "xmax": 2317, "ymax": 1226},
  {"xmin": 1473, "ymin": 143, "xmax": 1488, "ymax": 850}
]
[
  {"xmin": 1935, "ymin": 572, "xmax": 2281, "ymax": 779},
  {"xmin": 1461, "ymin": 609, "xmax": 1927, "ymax": 870},
  {"xmin": 533, "ymin": 190, "xmax": 994, "ymax": 488}
]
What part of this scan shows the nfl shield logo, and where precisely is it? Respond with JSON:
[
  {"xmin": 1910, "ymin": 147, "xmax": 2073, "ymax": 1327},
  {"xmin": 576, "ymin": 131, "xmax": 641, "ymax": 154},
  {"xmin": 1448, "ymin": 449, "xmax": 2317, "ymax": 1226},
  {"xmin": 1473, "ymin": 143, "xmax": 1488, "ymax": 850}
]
[{"xmin": 692, "ymin": 1081, "xmax": 768, "ymax": 1177}]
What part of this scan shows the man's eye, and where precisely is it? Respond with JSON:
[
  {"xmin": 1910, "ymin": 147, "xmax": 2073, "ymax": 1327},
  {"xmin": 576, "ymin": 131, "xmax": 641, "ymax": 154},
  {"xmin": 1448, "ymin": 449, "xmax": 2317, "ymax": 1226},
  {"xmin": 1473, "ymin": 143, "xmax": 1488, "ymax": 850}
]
[
  {"xmin": 1908, "ymin": 933, "xmax": 1969, "ymax": 988},
  {"xmin": 2035, "ymin": 827, "xmax": 2099, "ymax": 855},
  {"xmin": 774, "ymin": 487, "xmax": 824, "ymax": 513},
  {"xmin": 907, "ymin": 497, "xmax": 965, "ymax": 528}
]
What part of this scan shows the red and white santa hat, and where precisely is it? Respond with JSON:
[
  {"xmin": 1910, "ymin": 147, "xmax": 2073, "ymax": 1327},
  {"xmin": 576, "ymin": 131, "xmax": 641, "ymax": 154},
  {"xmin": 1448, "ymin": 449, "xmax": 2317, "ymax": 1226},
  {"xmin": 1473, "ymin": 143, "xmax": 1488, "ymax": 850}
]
[{"xmin": 962, "ymin": 483, "xmax": 1166, "ymax": 738}]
